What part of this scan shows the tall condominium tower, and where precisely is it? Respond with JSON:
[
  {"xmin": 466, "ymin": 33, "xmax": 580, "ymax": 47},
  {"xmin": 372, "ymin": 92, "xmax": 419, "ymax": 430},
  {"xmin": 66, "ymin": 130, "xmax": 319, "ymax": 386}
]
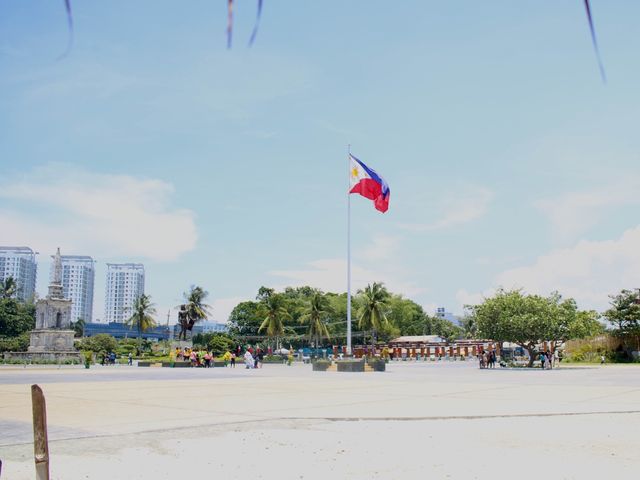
[
  {"xmin": 53, "ymin": 255, "xmax": 95, "ymax": 323},
  {"xmin": 104, "ymin": 263, "xmax": 145, "ymax": 323},
  {"xmin": 0, "ymin": 246, "xmax": 38, "ymax": 302}
]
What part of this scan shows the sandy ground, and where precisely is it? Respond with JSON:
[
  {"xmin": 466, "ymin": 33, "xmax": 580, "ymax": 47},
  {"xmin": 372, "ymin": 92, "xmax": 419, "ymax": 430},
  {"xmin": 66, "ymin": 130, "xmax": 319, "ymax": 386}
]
[{"xmin": 1, "ymin": 361, "xmax": 639, "ymax": 479}]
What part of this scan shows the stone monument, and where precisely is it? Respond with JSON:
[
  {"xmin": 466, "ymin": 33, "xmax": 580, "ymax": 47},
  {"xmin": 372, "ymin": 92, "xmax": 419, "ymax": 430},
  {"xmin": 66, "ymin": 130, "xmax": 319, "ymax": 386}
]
[{"xmin": 4, "ymin": 248, "xmax": 81, "ymax": 363}]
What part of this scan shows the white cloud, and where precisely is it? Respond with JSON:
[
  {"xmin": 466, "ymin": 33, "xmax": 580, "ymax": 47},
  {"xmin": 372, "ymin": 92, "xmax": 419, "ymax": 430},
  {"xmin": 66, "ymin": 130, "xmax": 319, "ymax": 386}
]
[
  {"xmin": 269, "ymin": 258, "xmax": 425, "ymax": 297},
  {"xmin": 210, "ymin": 296, "xmax": 247, "ymax": 324},
  {"xmin": 399, "ymin": 186, "xmax": 493, "ymax": 232},
  {"xmin": 458, "ymin": 226, "xmax": 640, "ymax": 312},
  {"xmin": 535, "ymin": 176, "xmax": 640, "ymax": 240},
  {"xmin": 0, "ymin": 164, "xmax": 197, "ymax": 261},
  {"xmin": 359, "ymin": 234, "xmax": 400, "ymax": 261}
]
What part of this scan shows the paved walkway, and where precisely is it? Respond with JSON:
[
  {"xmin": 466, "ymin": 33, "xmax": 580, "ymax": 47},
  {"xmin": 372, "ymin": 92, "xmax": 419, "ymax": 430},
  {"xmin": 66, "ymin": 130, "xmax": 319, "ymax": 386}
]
[{"xmin": 1, "ymin": 362, "xmax": 639, "ymax": 479}]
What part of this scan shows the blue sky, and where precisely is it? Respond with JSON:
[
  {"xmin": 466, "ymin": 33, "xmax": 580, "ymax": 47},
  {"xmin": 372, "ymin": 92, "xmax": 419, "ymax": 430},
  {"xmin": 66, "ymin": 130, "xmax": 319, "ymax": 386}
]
[{"xmin": 2, "ymin": 1, "xmax": 640, "ymax": 323}]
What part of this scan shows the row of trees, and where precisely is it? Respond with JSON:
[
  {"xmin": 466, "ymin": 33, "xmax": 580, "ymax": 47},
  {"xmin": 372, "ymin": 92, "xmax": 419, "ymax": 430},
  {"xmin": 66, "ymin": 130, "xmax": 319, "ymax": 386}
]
[
  {"xmin": 228, "ymin": 283, "xmax": 462, "ymax": 349},
  {"xmin": 3, "ymin": 272, "xmax": 640, "ymax": 364},
  {"xmin": 467, "ymin": 288, "xmax": 640, "ymax": 365},
  {"xmin": 124, "ymin": 285, "xmax": 212, "ymax": 341}
]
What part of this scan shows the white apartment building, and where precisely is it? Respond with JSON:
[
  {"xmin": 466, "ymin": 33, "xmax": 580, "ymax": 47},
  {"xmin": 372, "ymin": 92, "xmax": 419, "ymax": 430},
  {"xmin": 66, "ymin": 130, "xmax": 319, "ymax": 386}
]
[
  {"xmin": 0, "ymin": 246, "xmax": 38, "ymax": 302},
  {"xmin": 104, "ymin": 263, "xmax": 145, "ymax": 323},
  {"xmin": 54, "ymin": 255, "xmax": 95, "ymax": 322}
]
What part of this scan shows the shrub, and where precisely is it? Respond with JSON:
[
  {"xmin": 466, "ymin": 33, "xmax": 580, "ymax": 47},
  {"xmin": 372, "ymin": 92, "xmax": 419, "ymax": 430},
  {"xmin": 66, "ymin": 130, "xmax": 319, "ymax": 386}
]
[
  {"xmin": 0, "ymin": 332, "xmax": 30, "ymax": 352},
  {"xmin": 77, "ymin": 334, "xmax": 118, "ymax": 354}
]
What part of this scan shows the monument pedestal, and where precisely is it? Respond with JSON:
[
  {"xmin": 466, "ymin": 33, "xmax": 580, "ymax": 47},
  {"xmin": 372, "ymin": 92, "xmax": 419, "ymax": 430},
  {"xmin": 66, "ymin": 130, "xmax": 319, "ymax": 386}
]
[{"xmin": 28, "ymin": 329, "xmax": 76, "ymax": 352}]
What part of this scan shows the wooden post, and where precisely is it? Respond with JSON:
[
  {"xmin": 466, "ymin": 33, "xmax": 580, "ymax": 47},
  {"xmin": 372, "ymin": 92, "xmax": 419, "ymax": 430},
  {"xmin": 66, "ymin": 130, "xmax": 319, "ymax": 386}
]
[{"xmin": 31, "ymin": 384, "xmax": 50, "ymax": 480}]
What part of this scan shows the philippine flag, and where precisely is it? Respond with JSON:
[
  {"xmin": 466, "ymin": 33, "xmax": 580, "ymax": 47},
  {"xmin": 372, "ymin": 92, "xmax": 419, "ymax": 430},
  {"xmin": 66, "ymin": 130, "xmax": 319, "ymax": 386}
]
[{"xmin": 349, "ymin": 154, "xmax": 390, "ymax": 213}]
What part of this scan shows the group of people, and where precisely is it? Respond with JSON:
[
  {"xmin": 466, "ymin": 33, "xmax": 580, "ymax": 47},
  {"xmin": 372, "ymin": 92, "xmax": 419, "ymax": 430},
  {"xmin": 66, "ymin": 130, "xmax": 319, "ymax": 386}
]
[
  {"xmin": 478, "ymin": 350, "xmax": 497, "ymax": 369},
  {"xmin": 99, "ymin": 351, "xmax": 118, "ymax": 365},
  {"xmin": 538, "ymin": 350, "xmax": 559, "ymax": 369},
  {"xmin": 172, "ymin": 346, "xmax": 266, "ymax": 369}
]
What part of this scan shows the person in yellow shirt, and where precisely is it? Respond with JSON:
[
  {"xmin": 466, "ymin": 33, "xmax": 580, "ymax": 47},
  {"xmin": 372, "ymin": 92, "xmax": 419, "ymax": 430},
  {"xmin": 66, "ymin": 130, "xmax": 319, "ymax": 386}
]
[{"xmin": 222, "ymin": 350, "xmax": 231, "ymax": 367}]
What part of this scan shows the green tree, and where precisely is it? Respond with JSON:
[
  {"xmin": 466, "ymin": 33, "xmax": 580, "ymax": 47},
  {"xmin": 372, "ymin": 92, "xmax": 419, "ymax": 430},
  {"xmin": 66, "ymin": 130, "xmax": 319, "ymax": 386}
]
[
  {"xmin": 258, "ymin": 293, "xmax": 291, "ymax": 349},
  {"xmin": 459, "ymin": 314, "xmax": 478, "ymax": 339},
  {"xmin": 207, "ymin": 333, "xmax": 236, "ymax": 357},
  {"xmin": 0, "ymin": 276, "xmax": 17, "ymax": 299},
  {"xmin": 603, "ymin": 289, "xmax": 640, "ymax": 352},
  {"xmin": 470, "ymin": 289, "xmax": 600, "ymax": 367},
  {"xmin": 0, "ymin": 298, "xmax": 35, "ymax": 338},
  {"xmin": 70, "ymin": 318, "xmax": 86, "ymax": 338},
  {"xmin": 299, "ymin": 290, "xmax": 333, "ymax": 350},
  {"xmin": 228, "ymin": 301, "xmax": 261, "ymax": 336},
  {"xmin": 178, "ymin": 285, "xmax": 211, "ymax": 340},
  {"xmin": 386, "ymin": 295, "xmax": 426, "ymax": 337},
  {"xmin": 356, "ymin": 282, "xmax": 390, "ymax": 351},
  {"xmin": 78, "ymin": 333, "xmax": 118, "ymax": 355},
  {"xmin": 126, "ymin": 294, "xmax": 157, "ymax": 340}
]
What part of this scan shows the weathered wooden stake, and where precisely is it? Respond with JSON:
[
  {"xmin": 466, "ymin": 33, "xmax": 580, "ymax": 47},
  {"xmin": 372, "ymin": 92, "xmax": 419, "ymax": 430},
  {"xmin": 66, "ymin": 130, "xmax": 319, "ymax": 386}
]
[{"xmin": 31, "ymin": 384, "xmax": 50, "ymax": 480}]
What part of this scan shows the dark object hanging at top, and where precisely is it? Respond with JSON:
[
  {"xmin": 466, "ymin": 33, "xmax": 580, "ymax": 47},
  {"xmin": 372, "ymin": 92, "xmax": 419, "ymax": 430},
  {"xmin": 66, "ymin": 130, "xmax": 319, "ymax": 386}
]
[
  {"xmin": 227, "ymin": 0, "xmax": 264, "ymax": 49},
  {"xmin": 583, "ymin": 0, "xmax": 607, "ymax": 83}
]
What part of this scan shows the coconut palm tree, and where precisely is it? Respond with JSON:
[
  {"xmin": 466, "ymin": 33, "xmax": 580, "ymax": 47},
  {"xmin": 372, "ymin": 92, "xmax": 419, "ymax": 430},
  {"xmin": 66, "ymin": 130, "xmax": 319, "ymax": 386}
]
[
  {"xmin": 357, "ymin": 282, "xmax": 390, "ymax": 353},
  {"xmin": 126, "ymin": 294, "xmax": 157, "ymax": 341},
  {"xmin": 0, "ymin": 276, "xmax": 17, "ymax": 299},
  {"xmin": 258, "ymin": 293, "xmax": 291, "ymax": 350},
  {"xmin": 460, "ymin": 314, "xmax": 478, "ymax": 339},
  {"xmin": 178, "ymin": 286, "xmax": 211, "ymax": 340},
  {"xmin": 299, "ymin": 291, "xmax": 332, "ymax": 355}
]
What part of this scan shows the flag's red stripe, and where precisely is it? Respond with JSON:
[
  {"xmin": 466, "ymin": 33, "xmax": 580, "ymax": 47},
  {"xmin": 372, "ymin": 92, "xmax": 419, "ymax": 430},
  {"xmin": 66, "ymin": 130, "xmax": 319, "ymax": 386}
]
[{"xmin": 350, "ymin": 179, "xmax": 390, "ymax": 213}]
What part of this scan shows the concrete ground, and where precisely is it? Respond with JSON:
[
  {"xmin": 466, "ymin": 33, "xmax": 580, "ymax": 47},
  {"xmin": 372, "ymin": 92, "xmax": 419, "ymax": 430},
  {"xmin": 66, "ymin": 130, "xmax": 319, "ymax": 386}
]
[{"xmin": 1, "ymin": 361, "xmax": 639, "ymax": 479}]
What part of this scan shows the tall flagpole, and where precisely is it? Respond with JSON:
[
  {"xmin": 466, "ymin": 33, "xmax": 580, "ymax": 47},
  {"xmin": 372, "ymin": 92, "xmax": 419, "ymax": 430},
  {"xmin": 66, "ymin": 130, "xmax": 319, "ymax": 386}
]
[{"xmin": 347, "ymin": 144, "xmax": 352, "ymax": 355}]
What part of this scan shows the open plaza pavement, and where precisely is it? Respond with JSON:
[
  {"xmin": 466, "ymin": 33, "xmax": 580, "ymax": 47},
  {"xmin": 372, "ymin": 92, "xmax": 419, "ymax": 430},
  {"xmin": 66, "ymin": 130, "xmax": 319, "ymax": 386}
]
[{"xmin": 1, "ymin": 361, "xmax": 639, "ymax": 479}]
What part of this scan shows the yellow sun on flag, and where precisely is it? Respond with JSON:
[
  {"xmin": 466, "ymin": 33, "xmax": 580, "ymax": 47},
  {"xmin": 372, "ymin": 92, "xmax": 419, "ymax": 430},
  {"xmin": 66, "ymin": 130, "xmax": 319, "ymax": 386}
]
[{"xmin": 351, "ymin": 167, "xmax": 359, "ymax": 178}]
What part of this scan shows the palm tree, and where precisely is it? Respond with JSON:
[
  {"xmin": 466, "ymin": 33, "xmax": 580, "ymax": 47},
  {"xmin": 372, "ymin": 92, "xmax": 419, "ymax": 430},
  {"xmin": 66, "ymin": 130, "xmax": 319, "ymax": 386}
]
[
  {"xmin": 357, "ymin": 282, "xmax": 390, "ymax": 353},
  {"xmin": 70, "ymin": 318, "xmax": 86, "ymax": 338},
  {"xmin": 126, "ymin": 294, "xmax": 157, "ymax": 341},
  {"xmin": 460, "ymin": 315, "xmax": 478, "ymax": 339},
  {"xmin": 258, "ymin": 293, "xmax": 291, "ymax": 350},
  {"xmin": 178, "ymin": 286, "xmax": 211, "ymax": 340},
  {"xmin": 0, "ymin": 276, "xmax": 17, "ymax": 299},
  {"xmin": 299, "ymin": 291, "xmax": 332, "ymax": 355}
]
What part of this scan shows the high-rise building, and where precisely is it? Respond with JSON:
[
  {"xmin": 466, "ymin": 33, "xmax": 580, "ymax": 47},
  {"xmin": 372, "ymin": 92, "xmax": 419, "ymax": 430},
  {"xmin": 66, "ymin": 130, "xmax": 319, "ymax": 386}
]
[
  {"xmin": 104, "ymin": 263, "xmax": 145, "ymax": 323},
  {"xmin": 0, "ymin": 246, "xmax": 38, "ymax": 302},
  {"xmin": 53, "ymin": 255, "xmax": 95, "ymax": 323}
]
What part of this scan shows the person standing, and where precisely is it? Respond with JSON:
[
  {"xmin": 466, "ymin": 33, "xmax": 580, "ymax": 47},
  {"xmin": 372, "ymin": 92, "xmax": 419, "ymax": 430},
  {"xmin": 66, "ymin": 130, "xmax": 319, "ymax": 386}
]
[
  {"xmin": 244, "ymin": 350, "xmax": 254, "ymax": 369},
  {"xmin": 230, "ymin": 352, "xmax": 236, "ymax": 368},
  {"xmin": 544, "ymin": 352, "xmax": 551, "ymax": 370},
  {"xmin": 128, "ymin": 352, "xmax": 133, "ymax": 366},
  {"xmin": 257, "ymin": 349, "xmax": 264, "ymax": 368}
]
